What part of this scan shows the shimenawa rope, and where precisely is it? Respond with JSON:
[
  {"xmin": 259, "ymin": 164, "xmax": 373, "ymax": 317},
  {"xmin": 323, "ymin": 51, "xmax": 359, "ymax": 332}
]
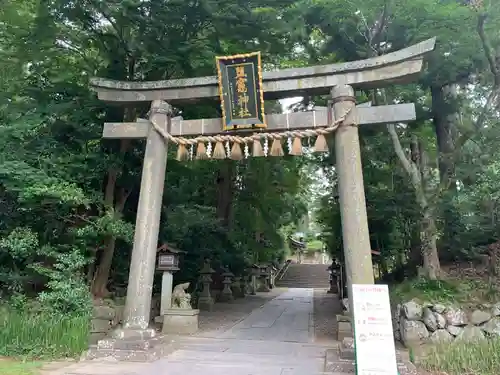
[{"xmin": 147, "ymin": 106, "xmax": 354, "ymax": 147}]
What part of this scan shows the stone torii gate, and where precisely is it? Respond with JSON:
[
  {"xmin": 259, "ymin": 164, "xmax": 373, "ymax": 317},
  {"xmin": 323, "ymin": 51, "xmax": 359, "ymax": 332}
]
[{"xmin": 89, "ymin": 38, "xmax": 435, "ymax": 359}]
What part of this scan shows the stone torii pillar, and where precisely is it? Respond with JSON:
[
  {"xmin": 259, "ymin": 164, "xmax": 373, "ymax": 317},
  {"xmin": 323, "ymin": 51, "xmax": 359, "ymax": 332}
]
[
  {"xmin": 332, "ymin": 85, "xmax": 374, "ymax": 316},
  {"xmin": 122, "ymin": 100, "xmax": 171, "ymax": 331},
  {"xmin": 89, "ymin": 100, "xmax": 171, "ymax": 361}
]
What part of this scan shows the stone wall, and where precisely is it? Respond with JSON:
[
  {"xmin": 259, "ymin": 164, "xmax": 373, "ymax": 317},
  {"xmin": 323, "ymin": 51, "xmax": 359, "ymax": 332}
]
[
  {"xmin": 90, "ymin": 302, "xmax": 124, "ymax": 345},
  {"xmin": 394, "ymin": 299, "xmax": 500, "ymax": 346}
]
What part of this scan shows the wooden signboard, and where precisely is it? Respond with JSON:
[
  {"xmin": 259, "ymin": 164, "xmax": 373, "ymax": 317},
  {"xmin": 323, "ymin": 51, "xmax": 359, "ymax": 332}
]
[
  {"xmin": 352, "ymin": 284, "xmax": 398, "ymax": 375},
  {"xmin": 216, "ymin": 52, "xmax": 266, "ymax": 131}
]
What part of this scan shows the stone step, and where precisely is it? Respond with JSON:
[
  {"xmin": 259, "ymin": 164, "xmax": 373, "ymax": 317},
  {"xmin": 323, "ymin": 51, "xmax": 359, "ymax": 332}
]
[
  {"xmin": 168, "ymin": 349, "xmax": 324, "ymax": 366},
  {"xmin": 337, "ymin": 338, "xmax": 410, "ymax": 362},
  {"xmin": 139, "ymin": 347, "xmax": 327, "ymax": 375},
  {"xmin": 171, "ymin": 338, "xmax": 330, "ymax": 359},
  {"xmin": 324, "ymin": 348, "xmax": 418, "ymax": 375},
  {"xmin": 277, "ymin": 284, "xmax": 330, "ymax": 288}
]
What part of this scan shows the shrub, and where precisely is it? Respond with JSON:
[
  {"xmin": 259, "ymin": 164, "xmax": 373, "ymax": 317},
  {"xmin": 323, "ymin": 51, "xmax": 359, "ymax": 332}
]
[
  {"xmin": 391, "ymin": 277, "xmax": 490, "ymax": 305},
  {"xmin": 33, "ymin": 248, "xmax": 93, "ymax": 316}
]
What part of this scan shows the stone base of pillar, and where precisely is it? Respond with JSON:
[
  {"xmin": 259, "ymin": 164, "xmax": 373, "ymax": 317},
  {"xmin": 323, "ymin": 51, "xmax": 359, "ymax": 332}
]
[
  {"xmin": 257, "ymin": 284, "xmax": 270, "ymax": 292},
  {"xmin": 338, "ymin": 337, "xmax": 355, "ymax": 360},
  {"xmin": 327, "ymin": 282, "xmax": 337, "ymax": 294},
  {"xmin": 159, "ymin": 309, "xmax": 199, "ymax": 335},
  {"xmin": 336, "ymin": 321, "xmax": 353, "ymax": 341},
  {"xmin": 231, "ymin": 285, "xmax": 244, "ymax": 298},
  {"xmin": 219, "ymin": 290, "xmax": 234, "ymax": 302},
  {"xmin": 323, "ymin": 347, "xmax": 416, "ymax": 374},
  {"xmin": 257, "ymin": 278, "xmax": 270, "ymax": 292},
  {"xmin": 197, "ymin": 296, "xmax": 214, "ymax": 311},
  {"xmin": 336, "ymin": 313, "xmax": 351, "ymax": 323},
  {"xmin": 82, "ymin": 328, "xmax": 172, "ymax": 362},
  {"xmin": 249, "ymin": 283, "xmax": 256, "ymax": 295}
]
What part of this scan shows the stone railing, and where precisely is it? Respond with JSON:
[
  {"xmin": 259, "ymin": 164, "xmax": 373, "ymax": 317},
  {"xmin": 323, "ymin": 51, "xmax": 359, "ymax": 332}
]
[
  {"xmin": 275, "ymin": 260, "xmax": 292, "ymax": 281},
  {"xmin": 394, "ymin": 299, "xmax": 500, "ymax": 346}
]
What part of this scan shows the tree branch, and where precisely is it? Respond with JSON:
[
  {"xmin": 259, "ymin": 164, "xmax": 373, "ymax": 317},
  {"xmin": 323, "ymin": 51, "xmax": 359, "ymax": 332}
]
[
  {"xmin": 387, "ymin": 124, "xmax": 430, "ymax": 210},
  {"xmin": 477, "ymin": 12, "xmax": 498, "ymax": 82},
  {"xmin": 369, "ymin": 0, "xmax": 389, "ymax": 48},
  {"xmin": 387, "ymin": 124, "xmax": 414, "ymax": 176}
]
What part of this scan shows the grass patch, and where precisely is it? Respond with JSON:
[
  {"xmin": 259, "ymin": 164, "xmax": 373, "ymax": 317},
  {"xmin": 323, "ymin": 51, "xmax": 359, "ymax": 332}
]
[
  {"xmin": 420, "ymin": 339, "xmax": 500, "ymax": 375},
  {"xmin": 0, "ymin": 360, "xmax": 43, "ymax": 375},
  {"xmin": 391, "ymin": 277, "xmax": 493, "ymax": 306},
  {"xmin": 0, "ymin": 308, "xmax": 90, "ymax": 359}
]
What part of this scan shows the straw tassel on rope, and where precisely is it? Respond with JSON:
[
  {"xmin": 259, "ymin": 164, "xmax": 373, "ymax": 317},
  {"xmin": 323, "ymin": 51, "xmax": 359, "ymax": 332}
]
[
  {"xmin": 195, "ymin": 142, "xmax": 208, "ymax": 159},
  {"xmin": 252, "ymin": 138, "xmax": 264, "ymax": 157},
  {"xmin": 289, "ymin": 136, "xmax": 302, "ymax": 156},
  {"xmin": 311, "ymin": 109, "xmax": 328, "ymax": 153},
  {"xmin": 270, "ymin": 136, "xmax": 284, "ymax": 157},
  {"xmin": 230, "ymin": 141, "xmax": 243, "ymax": 160},
  {"xmin": 212, "ymin": 140, "xmax": 226, "ymax": 159},
  {"xmin": 313, "ymin": 134, "xmax": 329, "ymax": 153},
  {"xmin": 176, "ymin": 143, "xmax": 189, "ymax": 161}
]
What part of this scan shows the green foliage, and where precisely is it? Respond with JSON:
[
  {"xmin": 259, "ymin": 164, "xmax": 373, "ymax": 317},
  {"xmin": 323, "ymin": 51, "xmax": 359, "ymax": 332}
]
[
  {"xmin": 391, "ymin": 277, "xmax": 493, "ymax": 305},
  {"xmin": 0, "ymin": 227, "xmax": 38, "ymax": 261},
  {"xmin": 0, "ymin": 361, "xmax": 43, "ymax": 375},
  {"xmin": 306, "ymin": 240, "xmax": 323, "ymax": 252},
  {"xmin": 0, "ymin": 1, "xmax": 500, "ymax": 371},
  {"xmin": 0, "ymin": 307, "xmax": 89, "ymax": 359},
  {"xmin": 421, "ymin": 338, "xmax": 500, "ymax": 375},
  {"xmin": 34, "ymin": 248, "xmax": 92, "ymax": 316},
  {"xmin": 0, "ymin": 0, "xmax": 310, "ymax": 304}
]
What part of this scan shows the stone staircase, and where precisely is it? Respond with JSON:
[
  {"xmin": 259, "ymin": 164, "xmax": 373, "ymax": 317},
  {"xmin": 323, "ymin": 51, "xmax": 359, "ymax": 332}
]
[{"xmin": 276, "ymin": 263, "xmax": 330, "ymax": 289}]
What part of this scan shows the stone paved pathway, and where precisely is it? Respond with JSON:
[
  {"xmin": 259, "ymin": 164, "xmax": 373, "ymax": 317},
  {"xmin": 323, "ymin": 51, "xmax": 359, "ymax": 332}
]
[
  {"xmin": 196, "ymin": 288, "xmax": 283, "ymax": 337},
  {"xmin": 136, "ymin": 288, "xmax": 331, "ymax": 375},
  {"xmin": 46, "ymin": 288, "xmax": 339, "ymax": 375}
]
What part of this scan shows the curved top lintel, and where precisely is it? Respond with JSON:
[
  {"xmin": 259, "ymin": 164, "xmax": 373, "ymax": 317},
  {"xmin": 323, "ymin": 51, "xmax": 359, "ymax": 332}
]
[
  {"xmin": 90, "ymin": 38, "xmax": 435, "ymax": 91},
  {"xmin": 89, "ymin": 38, "xmax": 436, "ymax": 102}
]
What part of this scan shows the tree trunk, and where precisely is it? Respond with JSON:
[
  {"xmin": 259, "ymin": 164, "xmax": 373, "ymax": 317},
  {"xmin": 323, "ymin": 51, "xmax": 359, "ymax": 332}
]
[
  {"xmin": 387, "ymin": 124, "xmax": 442, "ymax": 280},
  {"xmin": 216, "ymin": 160, "xmax": 235, "ymax": 228},
  {"xmin": 431, "ymin": 84, "xmax": 459, "ymax": 187},
  {"xmin": 91, "ymin": 105, "xmax": 134, "ymax": 297},
  {"xmin": 420, "ymin": 206, "xmax": 441, "ymax": 280},
  {"xmin": 413, "ymin": 137, "xmax": 442, "ymax": 280},
  {"xmin": 91, "ymin": 183, "xmax": 130, "ymax": 297}
]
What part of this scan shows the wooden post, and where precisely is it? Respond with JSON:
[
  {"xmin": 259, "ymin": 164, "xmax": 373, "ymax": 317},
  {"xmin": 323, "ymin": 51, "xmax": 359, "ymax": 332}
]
[
  {"xmin": 122, "ymin": 100, "xmax": 171, "ymax": 331},
  {"xmin": 332, "ymin": 85, "xmax": 375, "ymax": 313}
]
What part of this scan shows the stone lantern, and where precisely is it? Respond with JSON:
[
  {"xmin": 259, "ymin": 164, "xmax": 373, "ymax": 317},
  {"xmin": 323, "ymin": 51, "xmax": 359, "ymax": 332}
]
[
  {"xmin": 219, "ymin": 266, "xmax": 234, "ymax": 302},
  {"xmin": 269, "ymin": 265, "xmax": 277, "ymax": 289},
  {"xmin": 231, "ymin": 276, "xmax": 245, "ymax": 298},
  {"xmin": 249, "ymin": 265, "xmax": 260, "ymax": 295},
  {"xmin": 257, "ymin": 264, "xmax": 270, "ymax": 292},
  {"xmin": 232, "ymin": 275, "xmax": 244, "ymax": 299},
  {"xmin": 240, "ymin": 273, "xmax": 248, "ymax": 296},
  {"xmin": 197, "ymin": 259, "xmax": 215, "ymax": 311},
  {"xmin": 156, "ymin": 243, "xmax": 184, "ymax": 315}
]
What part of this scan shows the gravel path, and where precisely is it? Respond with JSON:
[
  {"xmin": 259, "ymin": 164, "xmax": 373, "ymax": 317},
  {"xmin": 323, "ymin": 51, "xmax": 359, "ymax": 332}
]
[
  {"xmin": 312, "ymin": 288, "xmax": 342, "ymax": 344},
  {"xmin": 196, "ymin": 288, "xmax": 284, "ymax": 337}
]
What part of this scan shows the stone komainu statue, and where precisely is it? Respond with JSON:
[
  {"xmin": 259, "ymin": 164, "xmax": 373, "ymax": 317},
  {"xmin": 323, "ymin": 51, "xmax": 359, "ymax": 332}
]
[{"xmin": 171, "ymin": 282, "xmax": 192, "ymax": 309}]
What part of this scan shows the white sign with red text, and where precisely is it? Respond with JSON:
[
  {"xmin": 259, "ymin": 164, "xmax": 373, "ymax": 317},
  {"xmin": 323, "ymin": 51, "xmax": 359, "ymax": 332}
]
[{"xmin": 352, "ymin": 284, "xmax": 398, "ymax": 375}]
